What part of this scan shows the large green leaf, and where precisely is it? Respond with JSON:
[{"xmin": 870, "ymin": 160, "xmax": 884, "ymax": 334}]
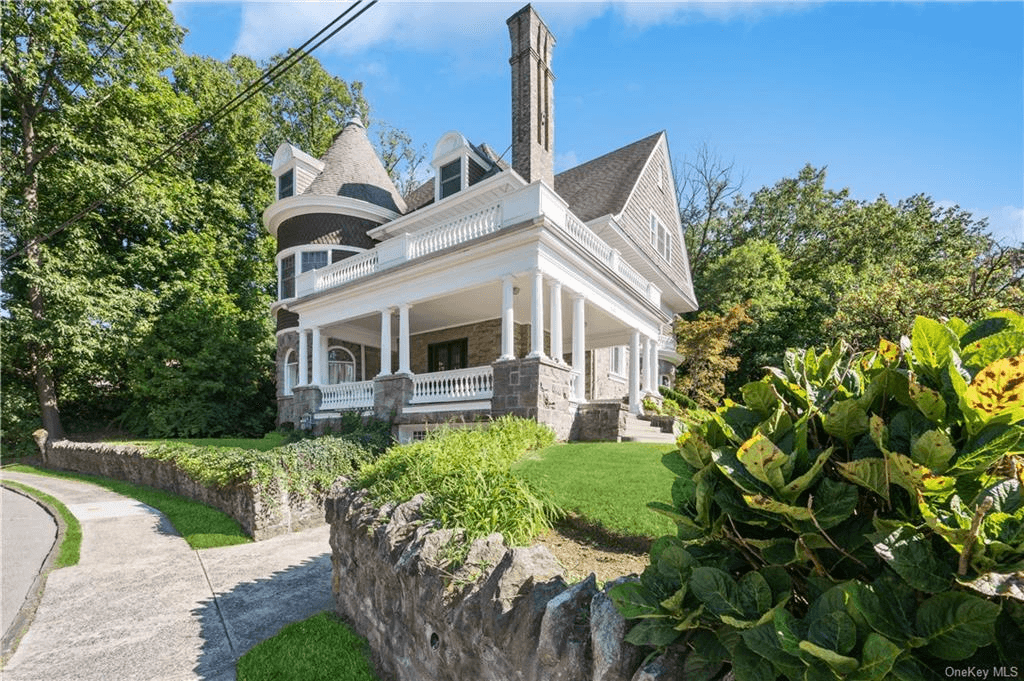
[
  {"xmin": 608, "ymin": 581, "xmax": 662, "ymax": 619},
  {"xmin": 690, "ymin": 567, "xmax": 745, "ymax": 619},
  {"xmin": 963, "ymin": 356, "xmax": 1024, "ymax": 426},
  {"xmin": 809, "ymin": 478, "xmax": 860, "ymax": 530},
  {"xmin": 718, "ymin": 628, "xmax": 778, "ymax": 681},
  {"xmin": 910, "ymin": 315, "xmax": 959, "ymax": 383},
  {"xmin": 847, "ymin": 633, "xmax": 902, "ymax": 681},
  {"xmin": 737, "ymin": 432, "xmax": 790, "ymax": 492},
  {"xmin": 742, "ymin": 620, "xmax": 805, "ymax": 679},
  {"xmin": 681, "ymin": 630, "xmax": 728, "ymax": 681},
  {"xmin": 885, "ymin": 449, "xmax": 956, "ymax": 496},
  {"xmin": 845, "ymin": 581, "xmax": 912, "ymax": 642},
  {"xmin": 909, "ymin": 379, "xmax": 948, "ymax": 425},
  {"xmin": 806, "ymin": 610, "xmax": 857, "ymax": 655},
  {"xmin": 623, "ymin": 618, "xmax": 683, "ymax": 647},
  {"xmin": 871, "ymin": 525, "xmax": 952, "ymax": 593},
  {"xmin": 743, "ymin": 494, "xmax": 813, "ymax": 523},
  {"xmin": 778, "ymin": 447, "xmax": 834, "ymax": 503},
  {"xmin": 910, "ymin": 429, "xmax": 956, "ymax": 473},
  {"xmin": 742, "ymin": 380, "xmax": 780, "ymax": 418},
  {"xmin": 797, "ymin": 641, "xmax": 859, "ymax": 674},
  {"xmin": 961, "ymin": 329, "xmax": 1024, "ymax": 375},
  {"xmin": 823, "ymin": 399, "xmax": 870, "ymax": 448},
  {"xmin": 915, "ymin": 591, "xmax": 1000, "ymax": 660},
  {"xmin": 837, "ymin": 458, "xmax": 890, "ymax": 501}
]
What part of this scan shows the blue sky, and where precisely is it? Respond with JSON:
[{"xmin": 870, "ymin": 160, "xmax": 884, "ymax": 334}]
[{"xmin": 169, "ymin": 1, "xmax": 1024, "ymax": 245}]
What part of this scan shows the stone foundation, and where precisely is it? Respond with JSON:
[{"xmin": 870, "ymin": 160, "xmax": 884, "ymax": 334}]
[
  {"xmin": 576, "ymin": 401, "xmax": 628, "ymax": 442},
  {"xmin": 41, "ymin": 439, "xmax": 323, "ymax": 540},
  {"xmin": 327, "ymin": 482, "xmax": 685, "ymax": 681}
]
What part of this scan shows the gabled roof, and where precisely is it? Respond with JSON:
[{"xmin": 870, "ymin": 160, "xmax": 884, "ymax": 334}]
[
  {"xmin": 554, "ymin": 132, "xmax": 663, "ymax": 222},
  {"xmin": 305, "ymin": 119, "xmax": 408, "ymax": 214},
  {"xmin": 402, "ymin": 141, "xmax": 510, "ymax": 213}
]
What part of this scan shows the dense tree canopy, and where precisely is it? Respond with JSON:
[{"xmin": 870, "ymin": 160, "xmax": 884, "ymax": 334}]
[
  {"xmin": 673, "ymin": 159, "xmax": 1023, "ymax": 403},
  {"xmin": 1, "ymin": 0, "xmax": 377, "ymax": 450}
]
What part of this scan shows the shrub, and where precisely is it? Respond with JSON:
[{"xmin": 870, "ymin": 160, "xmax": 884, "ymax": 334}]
[
  {"xmin": 144, "ymin": 434, "xmax": 376, "ymax": 501},
  {"xmin": 356, "ymin": 416, "xmax": 557, "ymax": 547},
  {"xmin": 611, "ymin": 311, "xmax": 1024, "ymax": 679},
  {"xmin": 659, "ymin": 385, "xmax": 698, "ymax": 410}
]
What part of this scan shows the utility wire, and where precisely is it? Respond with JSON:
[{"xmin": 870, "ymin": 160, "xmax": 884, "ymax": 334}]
[{"xmin": 3, "ymin": 0, "xmax": 378, "ymax": 265}]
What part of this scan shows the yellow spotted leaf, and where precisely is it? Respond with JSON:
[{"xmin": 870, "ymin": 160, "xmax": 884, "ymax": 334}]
[{"xmin": 964, "ymin": 356, "xmax": 1024, "ymax": 424}]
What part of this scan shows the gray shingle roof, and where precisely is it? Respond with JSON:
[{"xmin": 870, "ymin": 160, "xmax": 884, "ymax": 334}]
[
  {"xmin": 305, "ymin": 120, "xmax": 408, "ymax": 214},
  {"xmin": 554, "ymin": 132, "xmax": 663, "ymax": 222}
]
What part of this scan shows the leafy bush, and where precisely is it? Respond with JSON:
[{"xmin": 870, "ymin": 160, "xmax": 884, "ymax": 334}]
[
  {"xmin": 324, "ymin": 411, "xmax": 393, "ymax": 454},
  {"xmin": 611, "ymin": 311, "xmax": 1024, "ymax": 680},
  {"xmin": 356, "ymin": 416, "xmax": 557, "ymax": 547},
  {"xmin": 659, "ymin": 384, "xmax": 698, "ymax": 410},
  {"xmin": 144, "ymin": 434, "xmax": 376, "ymax": 501}
]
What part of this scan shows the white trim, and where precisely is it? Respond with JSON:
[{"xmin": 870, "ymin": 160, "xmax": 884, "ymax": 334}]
[
  {"xmin": 283, "ymin": 349, "xmax": 298, "ymax": 395},
  {"xmin": 402, "ymin": 400, "xmax": 492, "ymax": 414},
  {"xmin": 326, "ymin": 345, "xmax": 357, "ymax": 384},
  {"xmin": 264, "ymin": 195, "xmax": 400, "ymax": 237}
]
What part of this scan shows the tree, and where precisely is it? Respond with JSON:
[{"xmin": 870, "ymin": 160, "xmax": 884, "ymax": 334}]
[
  {"xmin": 2, "ymin": 0, "xmax": 186, "ymax": 441},
  {"xmin": 375, "ymin": 122, "xmax": 427, "ymax": 196},
  {"xmin": 672, "ymin": 305, "xmax": 752, "ymax": 407},
  {"xmin": 676, "ymin": 142, "xmax": 743, "ymax": 280}
]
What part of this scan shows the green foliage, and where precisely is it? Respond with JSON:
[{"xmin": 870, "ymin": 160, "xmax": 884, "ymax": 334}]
[
  {"xmin": 143, "ymin": 434, "xmax": 376, "ymax": 505},
  {"xmin": 357, "ymin": 417, "xmax": 557, "ymax": 548},
  {"xmin": 659, "ymin": 385, "xmax": 699, "ymax": 410},
  {"xmin": 236, "ymin": 611, "xmax": 381, "ymax": 681},
  {"xmin": 611, "ymin": 311, "xmax": 1024, "ymax": 679},
  {"xmin": 674, "ymin": 305, "xmax": 753, "ymax": 407}
]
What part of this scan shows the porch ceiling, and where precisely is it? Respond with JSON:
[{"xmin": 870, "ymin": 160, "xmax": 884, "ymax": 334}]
[{"xmin": 318, "ymin": 276, "xmax": 634, "ymax": 350}]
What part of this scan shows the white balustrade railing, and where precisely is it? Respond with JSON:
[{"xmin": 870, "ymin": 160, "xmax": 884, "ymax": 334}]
[
  {"xmin": 320, "ymin": 380, "xmax": 375, "ymax": 410},
  {"xmin": 616, "ymin": 259, "xmax": 650, "ymax": 295},
  {"xmin": 569, "ymin": 370, "xmax": 582, "ymax": 401},
  {"xmin": 658, "ymin": 333, "xmax": 676, "ymax": 352},
  {"xmin": 410, "ymin": 366, "xmax": 494, "ymax": 404},
  {"xmin": 312, "ymin": 250, "xmax": 379, "ymax": 293},
  {"xmin": 562, "ymin": 213, "xmax": 613, "ymax": 262},
  {"xmin": 408, "ymin": 204, "xmax": 503, "ymax": 260}
]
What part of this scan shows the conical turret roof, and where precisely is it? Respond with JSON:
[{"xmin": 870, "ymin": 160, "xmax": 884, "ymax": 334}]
[{"xmin": 304, "ymin": 119, "xmax": 408, "ymax": 214}]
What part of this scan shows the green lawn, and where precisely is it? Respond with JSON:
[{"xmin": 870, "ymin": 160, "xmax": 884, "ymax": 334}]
[
  {"xmin": 2, "ymin": 479, "xmax": 82, "ymax": 568},
  {"xmin": 5, "ymin": 464, "xmax": 251, "ymax": 549},
  {"xmin": 513, "ymin": 441, "xmax": 678, "ymax": 540},
  {"xmin": 236, "ymin": 611, "xmax": 380, "ymax": 681}
]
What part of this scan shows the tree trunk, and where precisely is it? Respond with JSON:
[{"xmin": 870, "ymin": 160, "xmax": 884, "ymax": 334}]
[{"xmin": 22, "ymin": 114, "xmax": 66, "ymax": 439}]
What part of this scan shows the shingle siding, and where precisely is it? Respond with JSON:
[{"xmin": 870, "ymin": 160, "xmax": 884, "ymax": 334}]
[
  {"xmin": 277, "ymin": 213, "xmax": 378, "ymax": 252},
  {"xmin": 616, "ymin": 139, "xmax": 692, "ymax": 289}
]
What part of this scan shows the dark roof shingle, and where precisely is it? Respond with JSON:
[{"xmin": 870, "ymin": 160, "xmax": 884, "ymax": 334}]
[{"xmin": 554, "ymin": 132, "xmax": 662, "ymax": 222}]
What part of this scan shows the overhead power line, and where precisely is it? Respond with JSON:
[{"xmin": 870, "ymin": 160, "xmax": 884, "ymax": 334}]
[{"xmin": 2, "ymin": 0, "xmax": 378, "ymax": 266}]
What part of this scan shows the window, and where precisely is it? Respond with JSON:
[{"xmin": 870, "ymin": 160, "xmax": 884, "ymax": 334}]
[
  {"xmin": 280, "ymin": 254, "xmax": 295, "ymax": 299},
  {"xmin": 327, "ymin": 347, "xmax": 356, "ymax": 384},
  {"xmin": 301, "ymin": 250, "xmax": 328, "ymax": 273},
  {"xmin": 439, "ymin": 160, "xmax": 461, "ymax": 199},
  {"xmin": 278, "ymin": 168, "xmax": 294, "ymax": 199},
  {"xmin": 650, "ymin": 214, "xmax": 671, "ymax": 260},
  {"xmin": 284, "ymin": 349, "xmax": 299, "ymax": 394},
  {"xmin": 609, "ymin": 346, "xmax": 626, "ymax": 378},
  {"xmin": 428, "ymin": 338, "xmax": 468, "ymax": 372}
]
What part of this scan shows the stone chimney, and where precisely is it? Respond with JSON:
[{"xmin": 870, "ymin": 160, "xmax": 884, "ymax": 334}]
[{"xmin": 507, "ymin": 4, "xmax": 555, "ymax": 187}]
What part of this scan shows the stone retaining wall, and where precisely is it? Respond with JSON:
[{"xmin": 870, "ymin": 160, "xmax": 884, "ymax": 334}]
[
  {"xmin": 326, "ymin": 481, "xmax": 683, "ymax": 681},
  {"xmin": 41, "ymin": 439, "xmax": 323, "ymax": 540}
]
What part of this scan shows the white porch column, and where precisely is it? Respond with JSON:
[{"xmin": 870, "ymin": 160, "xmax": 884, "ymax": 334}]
[
  {"xmin": 629, "ymin": 330, "xmax": 641, "ymax": 414},
  {"xmin": 572, "ymin": 294, "xmax": 586, "ymax": 402},
  {"xmin": 378, "ymin": 308, "xmax": 392, "ymax": 376},
  {"xmin": 528, "ymin": 269, "xmax": 545, "ymax": 359},
  {"xmin": 297, "ymin": 328, "xmax": 309, "ymax": 387},
  {"xmin": 640, "ymin": 336, "xmax": 652, "ymax": 394},
  {"xmin": 500, "ymin": 276, "xmax": 515, "ymax": 360},
  {"xmin": 549, "ymin": 280, "xmax": 563, "ymax": 363},
  {"xmin": 647, "ymin": 335, "xmax": 658, "ymax": 394},
  {"xmin": 398, "ymin": 303, "xmax": 411, "ymax": 375},
  {"xmin": 311, "ymin": 327, "xmax": 324, "ymax": 385}
]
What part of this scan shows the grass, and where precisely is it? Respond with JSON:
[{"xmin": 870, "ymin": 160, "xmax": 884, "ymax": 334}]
[
  {"xmin": 513, "ymin": 441, "xmax": 679, "ymax": 540},
  {"xmin": 1, "ymin": 480, "xmax": 82, "ymax": 568},
  {"xmin": 236, "ymin": 611, "xmax": 380, "ymax": 681},
  {"xmin": 119, "ymin": 432, "xmax": 289, "ymax": 452},
  {"xmin": 5, "ymin": 464, "xmax": 251, "ymax": 549}
]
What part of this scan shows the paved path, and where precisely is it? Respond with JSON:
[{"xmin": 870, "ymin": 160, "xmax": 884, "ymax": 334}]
[
  {"xmin": 2, "ymin": 486, "xmax": 58, "ymax": 637},
  {"xmin": 0, "ymin": 470, "xmax": 334, "ymax": 681}
]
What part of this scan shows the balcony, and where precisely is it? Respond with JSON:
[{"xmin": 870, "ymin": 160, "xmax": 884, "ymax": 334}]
[{"xmin": 292, "ymin": 179, "xmax": 660, "ymax": 306}]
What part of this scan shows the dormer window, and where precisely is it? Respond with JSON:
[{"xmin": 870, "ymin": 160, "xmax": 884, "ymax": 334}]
[
  {"xmin": 440, "ymin": 160, "xmax": 461, "ymax": 199},
  {"xmin": 278, "ymin": 168, "xmax": 294, "ymax": 199}
]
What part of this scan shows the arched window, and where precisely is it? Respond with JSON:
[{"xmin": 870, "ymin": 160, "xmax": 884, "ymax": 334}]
[
  {"xmin": 327, "ymin": 346, "xmax": 356, "ymax": 384},
  {"xmin": 284, "ymin": 349, "xmax": 299, "ymax": 395}
]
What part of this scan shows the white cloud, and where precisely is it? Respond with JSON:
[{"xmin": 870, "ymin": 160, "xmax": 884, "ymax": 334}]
[
  {"xmin": 982, "ymin": 205, "xmax": 1024, "ymax": 246},
  {"xmin": 226, "ymin": 1, "xmax": 814, "ymax": 61}
]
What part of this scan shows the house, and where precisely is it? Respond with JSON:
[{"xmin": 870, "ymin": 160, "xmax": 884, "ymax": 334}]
[{"xmin": 263, "ymin": 4, "xmax": 697, "ymax": 442}]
